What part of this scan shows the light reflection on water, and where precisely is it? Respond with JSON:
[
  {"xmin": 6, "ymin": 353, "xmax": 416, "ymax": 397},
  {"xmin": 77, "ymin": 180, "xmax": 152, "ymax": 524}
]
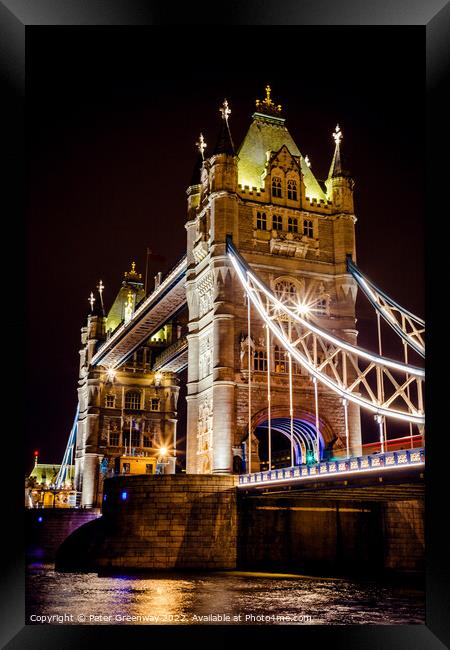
[{"xmin": 26, "ymin": 564, "xmax": 424, "ymax": 625}]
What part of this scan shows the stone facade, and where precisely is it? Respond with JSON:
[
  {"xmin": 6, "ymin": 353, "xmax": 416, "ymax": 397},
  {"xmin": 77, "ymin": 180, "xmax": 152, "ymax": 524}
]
[
  {"xmin": 57, "ymin": 475, "xmax": 238, "ymax": 571},
  {"xmin": 185, "ymin": 95, "xmax": 361, "ymax": 474},
  {"xmin": 74, "ymin": 267, "xmax": 182, "ymax": 508},
  {"xmin": 381, "ymin": 500, "xmax": 425, "ymax": 572}
]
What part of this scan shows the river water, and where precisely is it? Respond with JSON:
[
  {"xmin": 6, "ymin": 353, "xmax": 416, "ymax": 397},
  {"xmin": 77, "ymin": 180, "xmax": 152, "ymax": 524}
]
[{"xmin": 26, "ymin": 564, "xmax": 424, "ymax": 625}]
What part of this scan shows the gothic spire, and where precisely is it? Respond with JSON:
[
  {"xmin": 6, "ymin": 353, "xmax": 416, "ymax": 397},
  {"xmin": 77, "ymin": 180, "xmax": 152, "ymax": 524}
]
[
  {"xmin": 190, "ymin": 133, "xmax": 206, "ymax": 186},
  {"xmin": 328, "ymin": 124, "xmax": 351, "ymax": 179},
  {"xmin": 213, "ymin": 99, "xmax": 235, "ymax": 155}
]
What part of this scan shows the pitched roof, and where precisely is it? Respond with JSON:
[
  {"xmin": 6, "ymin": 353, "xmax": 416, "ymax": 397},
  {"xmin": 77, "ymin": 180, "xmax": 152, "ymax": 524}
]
[{"xmin": 237, "ymin": 113, "xmax": 327, "ymax": 200}]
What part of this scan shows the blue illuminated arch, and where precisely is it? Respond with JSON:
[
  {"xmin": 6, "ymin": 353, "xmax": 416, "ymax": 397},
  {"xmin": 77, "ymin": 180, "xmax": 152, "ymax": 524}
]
[{"xmin": 257, "ymin": 417, "xmax": 325, "ymax": 464}]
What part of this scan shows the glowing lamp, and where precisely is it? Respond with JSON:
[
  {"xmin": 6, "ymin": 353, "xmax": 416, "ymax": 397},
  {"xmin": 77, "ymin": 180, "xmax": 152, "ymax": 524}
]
[
  {"xmin": 306, "ymin": 449, "xmax": 315, "ymax": 465},
  {"xmin": 121, "ymin": 491, "xmax": 128, "ymax": 501},
  {"xmin": 37, "ymin": 516, "xmax": 43, "ymax": 523},
  {"xmin": 159, "ymin": 447, "xmax": 168, "ymax": 457}
]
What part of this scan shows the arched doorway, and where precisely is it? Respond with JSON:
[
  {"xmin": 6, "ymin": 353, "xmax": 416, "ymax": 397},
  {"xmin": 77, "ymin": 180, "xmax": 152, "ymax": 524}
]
[{"xmin": 255, "ymin": 417, "xmax": 325, "ymax": 470}]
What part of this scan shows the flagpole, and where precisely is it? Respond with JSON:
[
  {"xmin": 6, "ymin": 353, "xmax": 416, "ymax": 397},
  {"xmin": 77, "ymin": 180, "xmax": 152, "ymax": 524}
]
[{"xmin": 144, "ymin": 248, "xmax": 151, "ymax": 295}]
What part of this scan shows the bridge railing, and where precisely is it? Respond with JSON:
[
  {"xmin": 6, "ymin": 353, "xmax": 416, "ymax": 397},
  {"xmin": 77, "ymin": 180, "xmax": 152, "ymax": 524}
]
[{"xmin": 238, "ymin": 448, "xmax": 425, "ymax": 486}]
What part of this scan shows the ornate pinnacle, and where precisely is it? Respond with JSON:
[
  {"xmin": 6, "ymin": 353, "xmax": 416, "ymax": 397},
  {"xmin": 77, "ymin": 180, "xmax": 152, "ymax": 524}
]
[
  {"xmin": 220, "ymin": 99, "xmax": 231, "ymax": 123},
  {"xmin": 196, "ymin": 133, "xmax": 207, "ymax": 159},
  {"xmin": 332, "ymin": 124, "xmax": 343, "ymax": 146},
  {"xmin": 88, "ymin": 291, "xmax": 95, "ymax": 311},
  {"xmin": 124, "ymin": 261, "xmax": 142, "ymax": 281},
  {"xmin": 255, "ymin": 84, "xmax": 282, "ymax": 116},
  {"xmin": 305, "ymin": 155, "xmax": 311, "ymax": 168}
]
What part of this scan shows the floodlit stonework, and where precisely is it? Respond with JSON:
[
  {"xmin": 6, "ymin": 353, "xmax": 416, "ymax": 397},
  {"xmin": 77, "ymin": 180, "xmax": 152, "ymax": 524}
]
[
  {"xmin": 75, "ymin": 264, "xmax": 182, "ymax": 508},
  {"xmin": 185, "ymin": 90, "xmax": 361, "ymax": 474}
]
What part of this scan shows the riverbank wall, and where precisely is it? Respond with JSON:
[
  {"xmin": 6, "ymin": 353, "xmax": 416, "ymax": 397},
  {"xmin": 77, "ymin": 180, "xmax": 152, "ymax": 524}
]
[{"xmin": 47, "ymin": 475, "xmax": 424, "ymax": 577}]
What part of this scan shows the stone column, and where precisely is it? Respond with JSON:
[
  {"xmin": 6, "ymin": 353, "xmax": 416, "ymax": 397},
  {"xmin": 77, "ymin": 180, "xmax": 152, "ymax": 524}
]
[
  {"xmin": 185, "ymin": 395, "xmax": 199, "ymax": 474},
  {"xmin": 81, "ymin": 453, "xmax": 101, "ymax": 508},
  {"xmin": 212, "ymin": 382, "xmax": 234, "ymax": 474}
]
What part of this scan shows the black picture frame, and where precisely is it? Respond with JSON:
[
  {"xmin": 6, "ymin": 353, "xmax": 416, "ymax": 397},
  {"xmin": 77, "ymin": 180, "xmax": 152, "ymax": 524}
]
[{"xmin": 2, "ymin": 1, "xmax": 448, "ymax": 648}]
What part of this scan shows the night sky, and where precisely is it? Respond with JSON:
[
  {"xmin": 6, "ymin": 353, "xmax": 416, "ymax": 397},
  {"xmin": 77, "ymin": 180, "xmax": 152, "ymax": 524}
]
[{"xmin": 26, "ymin": 26, "xmax": 424, "ymax": 473}]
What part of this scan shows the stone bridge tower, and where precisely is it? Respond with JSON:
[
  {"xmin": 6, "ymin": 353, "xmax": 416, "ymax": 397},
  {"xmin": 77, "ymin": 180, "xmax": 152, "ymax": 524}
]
[
  {"xmin": 185, "ymin": 88, "xmax": 361, "ymax": 475},
  {"xmin": 74, "ymin": 264, "xmax": 180, "ymax": 508}
]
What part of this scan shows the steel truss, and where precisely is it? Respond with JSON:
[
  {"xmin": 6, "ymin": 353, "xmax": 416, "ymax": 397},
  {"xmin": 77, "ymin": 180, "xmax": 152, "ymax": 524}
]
[
  {"xmin": 227, "ymin": 239, "xmax": 425, "ymax": 426},
  {"xmin": 347, "ymin": 256, "xmax": 425, "ymax": 357}
]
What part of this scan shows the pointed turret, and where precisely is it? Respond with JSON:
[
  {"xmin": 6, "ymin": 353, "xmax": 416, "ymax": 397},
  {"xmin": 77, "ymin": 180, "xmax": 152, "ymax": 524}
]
[
  {"xmin": 213, "ymin": 99, "xmax": 235, "ymax": 155},
  {"xmin": 186, "ymin": 134, "xmax": 206, "ymax": 229},
  {"xmin": 326, "ymin": 124, "xmax": 354, "ymax": 214},
  {"xmin": 189, "ymin": 133, "xmax": 206, "ymax": 187},
  {"xmin": 208, "ymin": 99, "xmax": 238, "ymax": 196},
  {"xmin": 328, "ymin": 124, "xmax": 351, "ymax": 179}
]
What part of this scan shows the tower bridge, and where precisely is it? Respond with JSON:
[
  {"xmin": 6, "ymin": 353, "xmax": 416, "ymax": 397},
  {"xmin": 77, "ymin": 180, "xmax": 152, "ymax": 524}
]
[{"xmin": 60, "ymin": 86, "xmax": 424, "ymax": 509}]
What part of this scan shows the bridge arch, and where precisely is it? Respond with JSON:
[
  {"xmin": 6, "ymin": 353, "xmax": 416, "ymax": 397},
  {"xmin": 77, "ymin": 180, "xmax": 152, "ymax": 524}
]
[{"xmin": 238, "ymin": 405, "xmax": 343, "ymax": 469}]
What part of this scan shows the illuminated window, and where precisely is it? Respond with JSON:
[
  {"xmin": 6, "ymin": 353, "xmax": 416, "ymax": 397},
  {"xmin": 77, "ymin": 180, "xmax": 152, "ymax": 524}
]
[
  {"xmin": 150, "ymin": 398, "xmax": 160, "ymax": 411},
  {"xmin": 109, "ymin": 431, "xmax": 120, "ymax": 446},
  {"xmin": 303, "ymin": 219, "xmax": 313, "ymax": 237},
  {"xmin": 272, "ymin": 214, "xmax": 282, "ymax": 230},
  {"xmin": 272, "ymin": 176, "xmax": 282, "ymax": 198},
  {"xmin": 105, "ymin": 394, "xmax": 115, "ymax": 408},
  {"xmin": 287, "ymin": 179, "xmax": 298, "ymax": 201},
  {"xmin": 274, "ymin": 345, "xmax": 287, "ymax": 373},
  {"xmin": 253, "ymin": 350, "xmax": 267, "ymax": 372},
  {"xmin": 143, "ymin": 435, "xmax": 151, "ymax": 448},
  {"xmin": 288, "ymin": 217, "xmax": 298, "ymax": 233},
  {"xmin": 125, "ymin": 391, "xmax": 141, "ymax": 410},
  {"xmin": 256, "ymin": 211, "xmax": 267, "ymax": 230}
]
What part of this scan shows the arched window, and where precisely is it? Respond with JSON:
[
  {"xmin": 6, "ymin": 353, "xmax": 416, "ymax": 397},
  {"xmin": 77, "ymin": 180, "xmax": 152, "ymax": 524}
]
[
  {"xmin": 272, "ymin": 214, "xmax": 282, "ymax": 230},
  {"xmin": 256, "ymin": 211, "xmax": 267, "ymax": 230},
  {"xmin": 288, "ymin": 217, "xmax": 298, "ymax": 233},
  {"xmin": 274, "ymin": 280, "xmax": 298, "ymax": 303},
  {"xmin": 125, "ymin": 391, "xmax": 141, "ymax": 410},
  {"xmin": 253, "ymin": 350, "xmax": 267, "ymax": 372},
  {"xmin": 303, "ymin": 219, "xmax": 313, "ymax": 238},
  {"xmin": 272, "ymin": 176, "xmax": 282, "ymax": 198},
  {"xmin": 287, "ymin": 179, "xmax": 298, "ymax": 201}
]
